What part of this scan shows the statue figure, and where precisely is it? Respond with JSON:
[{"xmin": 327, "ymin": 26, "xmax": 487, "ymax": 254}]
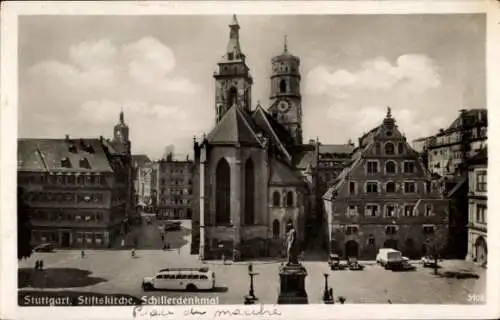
[{"xmin": 285, "ymin": 221, "xmax": 299, "ymax": 265}]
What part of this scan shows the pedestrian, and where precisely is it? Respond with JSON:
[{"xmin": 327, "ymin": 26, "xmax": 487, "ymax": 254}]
[
  {"xmin": 131, "ymin": 248, "xmax": 136, "ymax": 258},
  {"xmin": 248, "ymin": 262, "xmax": 253, "ymax": 273},
  {"xmin": 39, "ymin": 260, "xmax": 44, "ymax": 270},
  {"xmin": 121, "ymin": 239, "xmax": 125, "ymax": 247},
  {"xmin": 81, "ymin": 250, "xmax": 85, "ymax": 258},
  {"xmin": 34, "ymin": 260, "xmax": 40, "ymax": 271}
]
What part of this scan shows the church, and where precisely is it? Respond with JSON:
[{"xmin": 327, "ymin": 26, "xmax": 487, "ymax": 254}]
[{"xmin": 191, "ymin": 15, "xmax": 318, "ymax": 260}]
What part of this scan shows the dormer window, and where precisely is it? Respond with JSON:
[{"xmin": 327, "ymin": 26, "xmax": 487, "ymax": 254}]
[
  {"xmin": 79, "ymin": 157, "xmax": 90, "ymax": 169},
  {"xmin": 61, "ymin": 157, "xmax": 72, "ymax": 168}
]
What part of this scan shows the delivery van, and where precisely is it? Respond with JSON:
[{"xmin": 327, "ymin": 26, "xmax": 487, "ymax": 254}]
[{"xmin": 376, "ymin": 248, "xmax": 403, "ymax": 270}]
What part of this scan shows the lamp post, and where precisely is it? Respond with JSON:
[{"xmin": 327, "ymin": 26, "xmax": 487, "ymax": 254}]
[
  {"xmin": 243, "ymin": 271, "xmax": 259, "ymax": 304},
  {"xmin": 323, "ymin": 273, "xmax": 334, "ymax": 304}
]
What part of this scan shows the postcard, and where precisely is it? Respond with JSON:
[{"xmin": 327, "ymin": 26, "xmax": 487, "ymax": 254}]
[{"xmin": 1, "ymin": 1, "xmax": 499, "ymax": 319}]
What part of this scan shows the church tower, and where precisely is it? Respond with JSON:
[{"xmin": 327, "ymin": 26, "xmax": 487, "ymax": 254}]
[
  {"xmin": 214, "ymin": 14, "xmax": 253, "ymax": 124},
  {"xmin": 269, "ymin": 36, "xmax": 303, "ymax": 145},
  {"xmin": 113, "ymin": 109, "xmax": 129, "ymax": 144}
]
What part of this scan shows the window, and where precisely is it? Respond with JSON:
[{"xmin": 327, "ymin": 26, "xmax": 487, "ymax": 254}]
[
  {"xmin": 346, "ymin": 225, "xmax": 359, "ymax": 235},
  {"xmin": 385, "ymin": 142, "xmax": 395, "ymax": 155},
  {"xmin": 385, "ymin": 161, "xmax": 396, "ymax": 174},
  {"xmin": 404, "ymin": 182, "xmax": 416, "ymax": 193},
  {"xmin": 386, "ymin": 181, "xmax": 396, "ymax": 193},
  {"xmin": 279, "ymin": 79, "xmax": 287, "ymax": 93},
  {"xmin": 425, "ymin": 181, "xmax": 431, "ymax": 193},
  {"xmin": 368, "ymin": 235, "xmax": 375, "ymax": 245},
  {"xmin": 476, "ymin": 171, "xmax": 487, "ymax": 192},
  {"xmin": 425, "ymin": 204, "xmax": 433, "ymax": 217},
  {"xmin": 404, "ymin": 205, "xmax": 415, "ymax": 217},
  {"xmin": 385, "ymin": 226, "xmax": 397, "ymax": 235},
  {"xmin": 386, "ymin": 130, "xmax": 393, "ymax": 137},
  {"xmin": 365, "ymin": 204, "xmax": 379, "ymax": 217},
  {"xmin": 385, "ymin": 204, "xmax": 396, "ymax": 218},
  {"xmin": 476, "ymin": 204, "xmax": 487, "ymax": 223},
  {"xmin": 367, "ymin": 161, "xmax": 379, "ymax": 174},
  {"xmin": 272, "ymin": 191, "xmax": 281, "ymax": 207},
  {"xmin": 366, "ymin": 182, "xmax": 378, "ymax": 193},
  {"xmin": 286, "ymin": 191, "xmax": 294, "ymax": 207},
  {"xmin": 398, "ymin": 143, "xmax": 404, "ymax": 154},
  {"xmin": 346, "ymin": 205, "xmax": 358, "ymax": 217},
  {"xmin": 349, "ymin": 181, "xmax": 356, "ymax": 195},
  {"xmin": 423, "ymin": 225, "xmax": 435, "ymax": 234},
  {"xmin": 403, "ymin": 161, "xmax": 415, "ymax": 173}
]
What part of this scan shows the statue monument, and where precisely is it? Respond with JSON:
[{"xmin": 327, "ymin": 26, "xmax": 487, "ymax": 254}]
[{"xmin": 277, "ymin": 221, "xmax": 308, "ymax": 304}]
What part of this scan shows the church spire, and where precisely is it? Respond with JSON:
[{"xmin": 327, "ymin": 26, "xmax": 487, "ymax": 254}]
[
  {"xmin": 119, "ymin": 107, "xmax": 124, "ymax": 124},
  {"xmin": 225, "ymin": 14, "xmax": 243, "ymax": 60},
  {"xmin": 284, "ymin": 35, "xmax": 288, "ymax": 53}
]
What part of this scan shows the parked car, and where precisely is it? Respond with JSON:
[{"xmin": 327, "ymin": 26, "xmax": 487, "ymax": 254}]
[
  {"xmin": 347, "ymin": 257, "xmax": 364, "ymax": 271},
  {"xmin": 400, "ymin": 259, "xmax": 416, "ymax": 271},
  {"xmin": 376, "ymin": 248, "xmax": 404, "ymax": 270},
  {"xmin": 328, "ymin": 254, "xmax": 342, "ymax": 270},
  {"xmin": 33, "ymin": 243, "xmax": 55, "ymax": 252},
  {"xmin": 421, "ymin": 256, "xmax": 438, "ymax": 268}
]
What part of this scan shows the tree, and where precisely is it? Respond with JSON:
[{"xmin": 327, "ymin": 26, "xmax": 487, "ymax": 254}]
[
  {"xmin": 424, "ymin": 231, "xmax": 447, "ymax": 275},
  {"xmin": 18, "ymin": 187, "xmax": 33, "ymax": 260}
]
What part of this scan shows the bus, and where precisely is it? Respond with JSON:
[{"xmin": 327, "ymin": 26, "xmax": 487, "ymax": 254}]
[{"xmin": 142, "ymin": 267, "xmax": 215, "ymax": 291}]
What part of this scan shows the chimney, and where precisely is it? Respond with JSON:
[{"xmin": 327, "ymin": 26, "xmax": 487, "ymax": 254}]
[{"xmin": 65, "ymin": 134, "xmax": 70, "ymax": 141}]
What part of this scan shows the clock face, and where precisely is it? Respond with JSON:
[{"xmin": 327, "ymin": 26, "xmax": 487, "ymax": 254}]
[{"xmin": 277, "ymin": 100, "xmax": 290, "ymax": 112}]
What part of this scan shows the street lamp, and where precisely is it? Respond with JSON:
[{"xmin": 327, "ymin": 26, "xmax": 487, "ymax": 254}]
[
  {"xmin": 323, "ymin": 273, "xmax": 334, "ymax": 304},
  {"xmin": 243, "ymin": 270, "xmax": 259, "ymax": 304}
]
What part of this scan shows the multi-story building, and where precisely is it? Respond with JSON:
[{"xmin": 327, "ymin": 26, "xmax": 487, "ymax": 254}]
[
  {"xmin": 413, "ymin": 108, "xmax": 488, "ymax": 259},
  {"xmin": 467, "ymin": 148, "xmax": 487, "ymax": 264},
  {"xmin": 135, "ymin": 163, "xmax": 155, "ymax": 212},
  {"xmin": 422, "ymin": 109, "xmax": 487, "ymax": 178},
  {"xmin": 17, "ymin": 112, "xmax": 133, "ymax": 248},
  {"xmin": 153, "ymin": 153, "xmax": 194, "ymax": 219},
  {"xmin": 323, "ymin": 109, "xmax": 449, "ymax": 259}
]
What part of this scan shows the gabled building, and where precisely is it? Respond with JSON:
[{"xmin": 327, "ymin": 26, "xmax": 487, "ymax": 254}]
[
  {"xmin": 323, "ymin": 109, "xmax": 449, "ymax": 259},
  {"xmin": 467, "ymin": 147, "xmax": 487, "ymax": 264},
  {"xmin": 191, "ymin": 15, "xmax": 316, "ymax": 260}
]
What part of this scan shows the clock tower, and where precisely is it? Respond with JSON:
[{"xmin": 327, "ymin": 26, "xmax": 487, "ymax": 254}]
[
  {"xmin": 113, "ymin": 109, "xmax": 129, "ymax": 145},
  {"xmin": 269, "ymin": 36, "xmax": 303, "ymax": 145},
  {"xmin": 213, "ymin": 14, "xmax": 253, "ymax": 124}
]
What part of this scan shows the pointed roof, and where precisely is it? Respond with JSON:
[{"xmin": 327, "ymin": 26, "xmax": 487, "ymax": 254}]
[
  {"xmin": 229, "ymin": 14, "xmax": 239, "ymax": 27},
  {"xmin": 252, "ymin": 105, "xmax": 292, "ymax": 160},
  {"xmin": 269, "ymin": 159, "xmax": 304, "ymax": 186},
  {"xmin": 206, "ymin": 105, "xmax": 263, "ymax": 147}
]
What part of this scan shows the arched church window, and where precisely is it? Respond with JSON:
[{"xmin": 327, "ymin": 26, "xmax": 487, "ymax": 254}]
[
  {"xmin": 279, "ymin": 80, "xmax": 287, "ymax": 93},
  {"xmin": 272, "ymin": 191, "xmax": 281, "ymax": 207},
  {"xmin": 272, "ymin": 220, "xmax": 280, "ymax": 239},
  {"xmin": 385, "ymin": 142, "xmax": 395, "ymax": 155},
  {"xmin": 215, "ymin": 158, "xmax": 231, "ymax": 224},
  {"xmin": 286, "ymin": 191, "xmax": 294, "ymax": 207},
  {"xmin": 244, "ymin": 159, "xmax": 255, "ymax": 225}
]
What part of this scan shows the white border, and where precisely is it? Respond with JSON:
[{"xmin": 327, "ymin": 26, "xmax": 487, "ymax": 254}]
[{"xmin": 1, "ymin": 1, "xmax": 500, "ymax": 320}]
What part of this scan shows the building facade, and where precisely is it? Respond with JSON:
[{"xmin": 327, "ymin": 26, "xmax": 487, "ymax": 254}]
[
  {"xmin": 18, "ymin": 112, "xmax": 133, "ymax": 248},
  {"xmin": 422, "ymin": 109, "xmax": 487, "ymax": 178},
  {"xmin": 467, "ymin": 148, "xmax": 487, "ymax": 264},
  {"xmin": 132, "ymin": 154, "xmax": 152, "ymax": 211},
  {"xmin": 191, "ymin": 15, "xmax": 317, "ymax": 260},
  {"xmin": 153, "ymin": 153, "xmax": 194, "ymax": 219},
  {"xmin": 323, "ymin": 109, "xmax": 449, "ymax": 259},
  {"xmin": 413, "ymin": 108, "xmax": 488, "ymax": 259}
]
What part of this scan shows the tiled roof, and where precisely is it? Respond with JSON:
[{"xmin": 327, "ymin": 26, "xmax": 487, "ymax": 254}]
[
  {"xmin": 206, "ymin": 105, "xmax": 263, "ymax": 147},
  {"xmin": 322, "ymin": 148, "xmax": 363, "ymax": 200},
  {"xmin": 445, "ymin": 109, "xmax": 487, "ymax": 133},
  {"xmin": 18, "ymin": 139, "xmax": 114, "ymax": 173},
  {"xmin": 291, "ymin": 148, "xmax": 315, "ymax": 170},
  {"xmin": 252, "ymin": 106, "xmax": 292, "ymax": 160},
  {"xmin": 132, "ymin": 154, "xmax": 152, "ymax": 167},
  {"xmin": 269, "ymin": 159, "xmax": 304, "ymax": 186},
  {"xmin": 318, "ymin": 144, "xmax": 355, "ymax": 156}
]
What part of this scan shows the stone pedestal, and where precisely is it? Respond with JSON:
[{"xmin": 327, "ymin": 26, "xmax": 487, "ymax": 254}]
[{"xmin": 277, "ymin": 263, "xmax": 308, "ymax": 304}]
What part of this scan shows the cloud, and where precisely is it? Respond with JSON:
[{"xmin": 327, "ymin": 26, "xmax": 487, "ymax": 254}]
[
  {"xmin": 29, "ymin": 37, "xmax": 199, "ymax": 95},
  {"xmin": 305, "ymin": 54, "xmax": 441, "ymax": 97}
]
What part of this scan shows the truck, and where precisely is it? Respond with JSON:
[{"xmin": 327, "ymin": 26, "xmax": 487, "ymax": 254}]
[{"xmin": 376, "ymin": 248, "xmax": 404, "ymax": 270}]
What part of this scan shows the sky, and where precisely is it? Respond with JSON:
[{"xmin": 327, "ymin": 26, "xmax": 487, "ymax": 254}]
[{"xmin": 18, "ymin": 14, "xmax": 485, "ymax": 160}]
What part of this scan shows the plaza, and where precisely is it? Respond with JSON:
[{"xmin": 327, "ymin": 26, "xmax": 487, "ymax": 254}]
[{"xmin": 18, "ymin": 220, "xmax": 486, "ymax": 305}]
